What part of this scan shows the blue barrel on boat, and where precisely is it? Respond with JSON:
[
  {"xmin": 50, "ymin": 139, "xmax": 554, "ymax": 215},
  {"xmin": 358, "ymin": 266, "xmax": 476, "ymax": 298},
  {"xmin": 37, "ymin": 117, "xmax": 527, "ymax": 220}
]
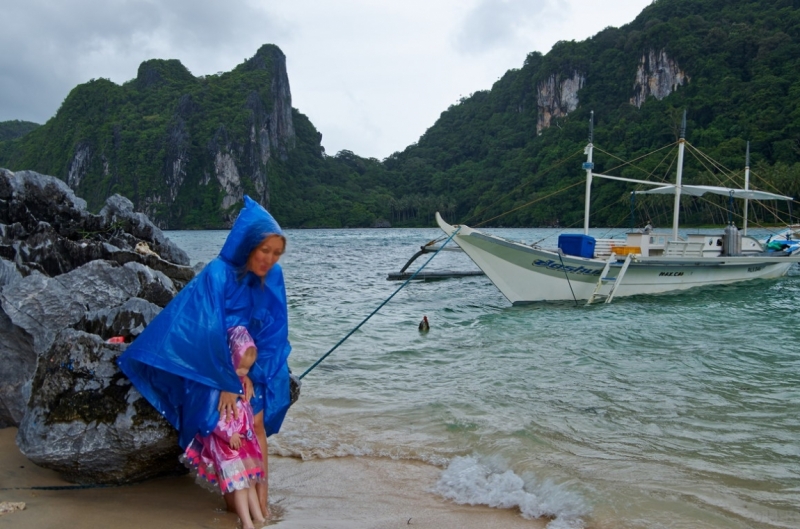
[{"xmin": 558, "ymin": 234, "xmax": 596, "ymax": 258}]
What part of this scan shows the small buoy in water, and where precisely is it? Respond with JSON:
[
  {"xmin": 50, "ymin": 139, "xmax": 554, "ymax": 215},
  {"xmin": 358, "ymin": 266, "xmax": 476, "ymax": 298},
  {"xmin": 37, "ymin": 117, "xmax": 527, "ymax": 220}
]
[
  {"xmin": 418, "ymin": 315, "xmax": 429, "ymax": 332},
  {"xmin": 106, "ymin": 336, "xmax": 125, "ymax": 344}
]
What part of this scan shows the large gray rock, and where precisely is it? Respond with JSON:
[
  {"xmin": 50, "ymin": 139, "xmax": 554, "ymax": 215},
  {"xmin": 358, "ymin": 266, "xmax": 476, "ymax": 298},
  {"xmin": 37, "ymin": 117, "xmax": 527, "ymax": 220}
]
[
  {"xmin": 77, "ymin": 297, "xmax": 163, "ymax": 339},
  {"xmin": 1, "ymin": 260, "xmax": 175, "ymax": 356},
  {"xmin": 16, "ymin": 329, "xmax": 181, "ymax": 483},
  {"xmin": 0, "ymin": 307, "xmax": 35, "ymax": 428},
  {"xmin": 0, "ymin": 168, "xmax": 197, "ymax": 483},
  {"xmin": 0, "ymin": 258, "xmax": 35, "ymax": 428}
]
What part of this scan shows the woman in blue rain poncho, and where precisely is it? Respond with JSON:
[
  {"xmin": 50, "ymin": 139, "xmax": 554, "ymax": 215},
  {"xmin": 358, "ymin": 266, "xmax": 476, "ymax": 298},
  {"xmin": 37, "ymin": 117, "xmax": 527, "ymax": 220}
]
[{"xmin": 118, "ymin": 196, "xmax": 291, "ymax": 516}]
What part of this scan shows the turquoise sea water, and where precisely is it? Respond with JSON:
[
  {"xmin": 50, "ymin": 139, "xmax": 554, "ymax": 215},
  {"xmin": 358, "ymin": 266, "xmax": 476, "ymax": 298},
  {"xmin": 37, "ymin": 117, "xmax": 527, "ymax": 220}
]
[{"xmin": 167, "ymin": 227, "xmax": 800, "ymax": 529}]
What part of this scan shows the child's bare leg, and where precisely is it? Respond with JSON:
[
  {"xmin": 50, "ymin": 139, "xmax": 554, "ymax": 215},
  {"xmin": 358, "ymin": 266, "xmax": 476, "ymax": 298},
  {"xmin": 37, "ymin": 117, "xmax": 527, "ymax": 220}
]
[
  {"xmin": 224, "ymin": 491, "xmax": 236, "ymax": 512},
  {"xmin": 253, "ymin": 411, "xmax": 270, "ymax": 517},
  {"xmin": 248, "ymin": 486, "xmax": 265, "ymax": 524},
  {"xmin": 232, "ymin": 489, "xmax": 255, "ymax": 529}
]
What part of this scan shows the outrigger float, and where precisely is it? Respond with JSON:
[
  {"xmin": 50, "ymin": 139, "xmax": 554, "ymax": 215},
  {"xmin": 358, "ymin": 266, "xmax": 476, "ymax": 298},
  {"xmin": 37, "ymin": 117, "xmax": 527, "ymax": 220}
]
[{"xmin": 387, "ymin": 242, "xmax": 484, "ymax": 281}]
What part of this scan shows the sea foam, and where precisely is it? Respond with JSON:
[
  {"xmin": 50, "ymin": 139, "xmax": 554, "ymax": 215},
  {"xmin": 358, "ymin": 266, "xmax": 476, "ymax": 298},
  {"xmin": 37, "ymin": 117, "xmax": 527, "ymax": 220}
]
[{"xmin": 434, "ymin": 455, "xmax": 589, "ymax": 529}]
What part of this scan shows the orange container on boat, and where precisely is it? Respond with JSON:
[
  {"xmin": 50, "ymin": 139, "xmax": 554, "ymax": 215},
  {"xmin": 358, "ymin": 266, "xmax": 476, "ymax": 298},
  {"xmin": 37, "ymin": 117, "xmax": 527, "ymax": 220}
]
[{"xmin": 612, "ymin": 246, "xmax": 641, "ymax": 255}]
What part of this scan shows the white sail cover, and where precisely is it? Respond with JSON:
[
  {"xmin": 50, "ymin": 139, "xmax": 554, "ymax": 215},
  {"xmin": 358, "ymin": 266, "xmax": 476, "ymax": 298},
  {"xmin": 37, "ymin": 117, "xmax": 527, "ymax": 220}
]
[{"xmin": 634, "ymin": 184, "xmax": 792, "ymax": 201}]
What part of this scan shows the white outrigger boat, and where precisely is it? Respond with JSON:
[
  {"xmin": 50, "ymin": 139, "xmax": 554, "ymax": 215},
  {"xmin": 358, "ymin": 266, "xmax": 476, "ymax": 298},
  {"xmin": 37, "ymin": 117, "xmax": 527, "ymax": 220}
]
[{"xmin": 436, "ymin": 113, "xmax": 800, "ymax": 305}]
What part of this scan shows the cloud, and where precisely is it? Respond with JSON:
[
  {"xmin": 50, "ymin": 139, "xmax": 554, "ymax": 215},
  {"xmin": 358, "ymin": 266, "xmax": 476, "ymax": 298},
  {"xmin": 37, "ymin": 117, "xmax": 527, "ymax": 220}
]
[
  {"xmin": 454, "ymin": 0, "xmax": 568, "ymax": 55},
  {"xmin": 0, "ymin": 0, "xmax": 289, "ymax": 123}
]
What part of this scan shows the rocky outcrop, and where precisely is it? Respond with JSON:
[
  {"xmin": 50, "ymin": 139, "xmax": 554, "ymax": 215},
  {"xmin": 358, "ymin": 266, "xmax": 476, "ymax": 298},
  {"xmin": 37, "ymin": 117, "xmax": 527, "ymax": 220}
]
[
  {"xmin": 630, "ymin": 50, "xmax": 689, "ymax": 108},
  {"xmin": 214, "ymin": 150, "xmax": 244, "ymax": 211},
  {"xmin": 0, "ymin": 260, "xmax": 33, "ymax": 428},
  {"xmin": 208, "ymin": 45, "xmax": 296, "ymax": 222},
  {"xmin": 66, "ymin": 141, "xmax": 92, "ymax": 189},
  {"xmin": 537, "ymin": 71, "xmax": 585, "ymax": 134},
  {"xmin": 2, "ymin": 46, "xmax": 297, "ymax": 230},
  {"xmin": 13, "ymin": 286, "xmax": 181, "ymax": 483},
  {"xmin": 166, "ymin": 46, "xmax": 296, "ymax": 224},
  {"xmin": 163, "ymin": 117, "xmax": 190, "ymax": 203},
  {"xmin": 0, "ymin": 167, "xmax": 193, "ymax": 482}
]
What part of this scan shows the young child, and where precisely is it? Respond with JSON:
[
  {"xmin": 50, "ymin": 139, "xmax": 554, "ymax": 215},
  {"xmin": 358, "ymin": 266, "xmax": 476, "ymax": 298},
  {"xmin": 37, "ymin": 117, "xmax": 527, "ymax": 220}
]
[{"xmin": 182, "ymin": 326, "xmax": 265, "ymax": 529}]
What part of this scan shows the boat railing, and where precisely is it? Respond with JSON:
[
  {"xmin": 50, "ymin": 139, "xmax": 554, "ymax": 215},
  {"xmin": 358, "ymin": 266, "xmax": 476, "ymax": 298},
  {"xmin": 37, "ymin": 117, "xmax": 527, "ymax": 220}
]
[
  {"xmin": 741, "ymin": 236, "xmax": 765, "ymax": 253},
  {"xmin": 594, "ymin": 239, "xmax": 627, "ymax": 258},
  {"xmin": 664, "ymin": 240, "xmax": 706, "ymax": 257}
]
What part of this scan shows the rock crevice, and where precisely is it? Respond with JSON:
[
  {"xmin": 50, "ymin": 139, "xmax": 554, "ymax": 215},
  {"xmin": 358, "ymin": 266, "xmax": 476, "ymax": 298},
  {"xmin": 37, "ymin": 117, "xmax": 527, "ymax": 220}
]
[{"xmin": 537, "ymin": 71, "xmax": 585, "ymax": 134}]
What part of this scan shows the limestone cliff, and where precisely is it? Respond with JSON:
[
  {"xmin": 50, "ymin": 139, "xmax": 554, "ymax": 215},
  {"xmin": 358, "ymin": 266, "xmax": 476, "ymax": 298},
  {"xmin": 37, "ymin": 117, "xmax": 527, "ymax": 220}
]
[
  {"xmin": 134, "ymin": 44, "xmax": 296, "ymax": 226},
  {"xmin": 536, "ymin": 71, "xmax": 585, "ymax": 134},
  {"xmin": 4, "ymin": 45, "xmax": 297, "ymax": 229},
  {"xmin": 630, "ymin": 50, "xmax": 689, "ymax": 108}
]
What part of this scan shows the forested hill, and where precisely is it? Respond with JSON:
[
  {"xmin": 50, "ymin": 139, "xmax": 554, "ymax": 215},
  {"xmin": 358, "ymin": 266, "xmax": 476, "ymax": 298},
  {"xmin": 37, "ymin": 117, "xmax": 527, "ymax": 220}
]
[
  {"xmin": 383, "ymin": 0, "xmax": 800, "ymax": 229},
  {"xmin": 0, "ymin": 120, "xmax": 39, "ymax": 141},
  {"xmin": 0, "ymin": 45, "xmax": 395, "ymax": 229},
  {"xmin": 2, "ymin": 0, "xmax": 800, "ymax": 229}
]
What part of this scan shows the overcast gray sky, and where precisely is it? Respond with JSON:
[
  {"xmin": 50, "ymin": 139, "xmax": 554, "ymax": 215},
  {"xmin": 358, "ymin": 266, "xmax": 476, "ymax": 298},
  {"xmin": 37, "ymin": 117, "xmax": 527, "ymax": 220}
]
[{"xmin": 1, "ymin": 0, "xmax": 652, "ymax": 160}]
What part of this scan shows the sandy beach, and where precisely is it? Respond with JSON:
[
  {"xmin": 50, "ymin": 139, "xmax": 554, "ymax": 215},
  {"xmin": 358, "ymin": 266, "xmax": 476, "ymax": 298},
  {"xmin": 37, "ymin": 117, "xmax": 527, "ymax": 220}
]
[{"xmin": 0, "ymin": 428, "xmax": 545, "ymax": 529}]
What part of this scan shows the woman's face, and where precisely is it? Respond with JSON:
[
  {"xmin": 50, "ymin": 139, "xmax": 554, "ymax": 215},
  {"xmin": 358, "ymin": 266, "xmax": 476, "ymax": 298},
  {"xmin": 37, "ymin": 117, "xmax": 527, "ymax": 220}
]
[{"xmin": 246, "ymin": 235, "xmax": 285, "ymax": 278}]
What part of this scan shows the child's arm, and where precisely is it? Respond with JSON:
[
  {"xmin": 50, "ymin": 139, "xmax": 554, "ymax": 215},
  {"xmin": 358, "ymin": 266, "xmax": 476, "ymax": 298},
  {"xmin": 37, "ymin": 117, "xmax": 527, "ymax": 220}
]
[
  {"xmin": 229, "ymin": 432, "xmax": 242, "ymax": 450},
  {"xmin": 242, "ymin": 375, "xmax": 254, "ymax": 401}
]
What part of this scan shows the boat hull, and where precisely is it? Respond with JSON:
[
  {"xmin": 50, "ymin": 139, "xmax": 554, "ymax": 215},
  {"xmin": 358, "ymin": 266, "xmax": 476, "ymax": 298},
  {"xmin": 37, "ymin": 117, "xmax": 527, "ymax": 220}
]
[{"xmin": 436, "ymin": 214, "xmax": 798, "ymax": 304}]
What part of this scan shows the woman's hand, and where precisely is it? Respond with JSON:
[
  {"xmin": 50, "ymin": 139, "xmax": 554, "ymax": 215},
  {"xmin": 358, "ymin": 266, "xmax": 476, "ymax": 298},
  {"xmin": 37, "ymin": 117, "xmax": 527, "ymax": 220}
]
[
  {"xmin": 218, "ymin": 391, "xmax": 239, "ymax": 422},
  {"xmin": 229, "ymin": 433, "xmax": 242, "ymax": 450},
  {"xmin": 242, "ymin": 375, "xmax": 254, "ymax": 401}
]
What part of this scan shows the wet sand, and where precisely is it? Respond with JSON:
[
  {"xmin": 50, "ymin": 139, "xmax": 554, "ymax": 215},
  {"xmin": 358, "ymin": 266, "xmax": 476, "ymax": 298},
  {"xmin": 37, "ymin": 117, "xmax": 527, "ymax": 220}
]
[{"xmin": 0, "ymin": 428, "xmax": 544, "ymax": 529}]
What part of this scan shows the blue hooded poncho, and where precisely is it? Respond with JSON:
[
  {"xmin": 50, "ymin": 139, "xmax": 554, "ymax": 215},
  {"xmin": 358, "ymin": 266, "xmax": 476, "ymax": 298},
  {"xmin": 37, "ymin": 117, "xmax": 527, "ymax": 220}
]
[{"xmin": 118, "ymin": 196, "xmax": 292, "ymax": 448}]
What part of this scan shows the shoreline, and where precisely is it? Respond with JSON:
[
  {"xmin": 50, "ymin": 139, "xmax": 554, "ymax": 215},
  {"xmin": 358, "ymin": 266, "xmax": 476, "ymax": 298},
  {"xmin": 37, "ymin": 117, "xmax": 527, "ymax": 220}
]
[{"xmin": 0, "ymin": 428, "xmax": 546, "ymax": 529}]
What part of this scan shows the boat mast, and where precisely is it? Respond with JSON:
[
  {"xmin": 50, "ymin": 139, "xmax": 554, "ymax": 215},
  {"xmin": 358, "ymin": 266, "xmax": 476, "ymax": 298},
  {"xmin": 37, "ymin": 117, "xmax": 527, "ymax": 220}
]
[
  {"xmin": 671, "ymin": 111, "xmax": 687, "ymax": 241},
  {"xmin": 583, "ymin": 111, "xmax": 594, "ymax": 235},
  {"xmin": 743, "ymin": 141, "xmax": 750, "ymax": 235}
]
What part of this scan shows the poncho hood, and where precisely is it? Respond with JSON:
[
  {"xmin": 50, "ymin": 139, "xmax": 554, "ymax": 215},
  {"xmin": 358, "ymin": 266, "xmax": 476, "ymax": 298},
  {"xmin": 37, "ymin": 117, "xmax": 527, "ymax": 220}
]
[{"xmin": 219, "ymin": 196, "xmax": 284, "ymax": 268}]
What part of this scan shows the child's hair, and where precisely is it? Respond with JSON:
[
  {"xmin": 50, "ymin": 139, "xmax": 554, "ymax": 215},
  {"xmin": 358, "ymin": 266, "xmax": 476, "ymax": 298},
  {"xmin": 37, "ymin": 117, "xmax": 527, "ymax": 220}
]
[{"xmin": 227, "ymin": 326, "xmax": 256, "ymax": 369}]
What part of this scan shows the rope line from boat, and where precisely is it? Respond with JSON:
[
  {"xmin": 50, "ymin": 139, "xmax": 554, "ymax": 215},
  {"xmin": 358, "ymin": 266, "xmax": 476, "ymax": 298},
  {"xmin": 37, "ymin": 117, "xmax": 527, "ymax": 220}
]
[
  {"xmin": 685, "ymin": 141, "xmax": 799, "ymax": 218},
  {"xmin": 594, "ymin": 141, "xmax": 678, "ymax": 181},
  {"xmin": 298, "ymin": 226, "xmax": 462, "ymax": 380},
  {"xmin": 0, "ymin": 484, "xmax": 120, "ymax": 491},
  {"xmin": 556, "ymin": 249, "xmax": 579, "ymax": 306},
  {"xmin": 474, "ymin": 179, "xmax": 585, "ymax": 229},
  {"xmin": 685, "ymin": 142, "xmax": 741, "ymax": 189},
  {"xmin": 462, "ymin": 148, "xmax": 585, "ymax": 228},
  {"xmin": 527, "ymin": 192, "xmax": 635, "ymax": 248},
  {"xmin": 597, "ymin": 140, "xmax": 798, "ymax": 238},
  {"xmin": 683, "ymin": 141, "xmax": 797, "ymax": 235}
]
